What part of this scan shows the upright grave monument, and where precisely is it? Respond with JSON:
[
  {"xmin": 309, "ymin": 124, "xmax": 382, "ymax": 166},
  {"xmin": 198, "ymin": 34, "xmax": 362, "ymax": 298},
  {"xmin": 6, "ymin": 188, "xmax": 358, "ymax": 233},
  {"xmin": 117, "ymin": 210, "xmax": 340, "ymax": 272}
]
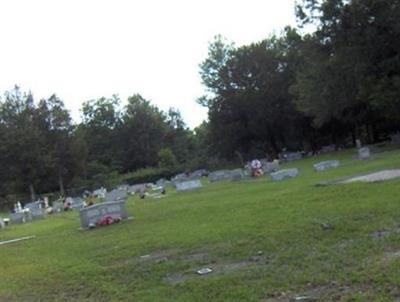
[
  {"xmin": 79, "ymin": 201, "xmax": 128, "ymax": 229},
  {"xmin": 358, "ymin": 147, "xmax": 371, "ymax": 160},
  {"xmin": 208, "ymin": 170, "xmax": 232, "ymax": 182}
]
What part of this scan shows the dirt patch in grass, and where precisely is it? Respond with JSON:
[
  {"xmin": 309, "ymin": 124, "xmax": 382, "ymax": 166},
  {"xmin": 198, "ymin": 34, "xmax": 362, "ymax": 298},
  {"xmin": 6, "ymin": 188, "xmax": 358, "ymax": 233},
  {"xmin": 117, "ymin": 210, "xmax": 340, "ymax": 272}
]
[
  {"xmin": 263, "ymin": 283, "xmax": 375, "ymax": 302},
  {"xmin": 371, "ymin": 225, "xmax": 400, "ymax": 239},
  {"xmin": 164, "ymin": 256, "xmax": 269, "ymax": 284}
]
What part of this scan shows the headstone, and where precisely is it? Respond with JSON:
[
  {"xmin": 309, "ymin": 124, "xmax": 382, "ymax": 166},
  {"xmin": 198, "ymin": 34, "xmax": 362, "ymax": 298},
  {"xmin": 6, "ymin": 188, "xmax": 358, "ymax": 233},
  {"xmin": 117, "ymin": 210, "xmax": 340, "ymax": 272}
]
[
  {"xmin": 390, "ymin": 133, "xmax": 400, "ymax": 144},
  {"xmin": 230, "ymin": 169, "xmax": 244, "ymax": 181},
  {"xmin": 52, "ymin": 201, "xmax": 63, "ymax": 213},
  {"xmin": 262, "ymin": 160, "xmax": 280, "ymax": 173},
  {"xmin": 128, "ymin": 184, "xmax": 148, "ymax": 194},
  {"xmin": 105, "ymin": 189, "xmax": 128, "ymax": 202},
  {"xmin": 208, "ymin": 170, "xmax": 231, "ymax": 182},
  {"xmin": 70, "ymin": 197, "xmax": 85, "ymax": 209},
  {"xmin": 93, "ymin": 187, "xmax": 107, "ymax": 198},
  {"xmin": 117, "ymin": 184, "xmax": 129, "ymax": 191},
  {"xmin": 320, "ymin": 144, "xmax": 336, "ymax": 153},
  {"xmin": 30, "ymin": 208, "xmax": 45, "ymax": 220},
  {"xmin": 270, "ymin": 168, "xmax": 299, "ymax": 181},
  {"xmin": 356, "ymin": 139, "xmax": 362, "ymax": 149},
  {"xmin": 79, "ymin": 201, "xmax": 128, "ymax": 229},
  {"xmin": 190, "ymin": 169, "xmax": 208, "ymax": 179},
  {"xmin": 176, "ymin": 180, "xmax": 203, "ymax": 192},
  {"xmin": 156, "ymin": 178, "xmax": 167, "ymax": 187},
  {"xmin": 281, "ymin": 152, "xmax": 302, "ymax": 162},
  {"xmin": 0, "ymin": 217, "xmax": 4, "ymax": 229},
  {"xmin": 171, "ymin": 173, "xmax": 189, "ymax": 183},
  {"xmin": 358, "ymin": 147, "xmax": 370, "ymax": 160},
  {"xmin": 313, "ymin": 160, "xmax": 340, "ymax": 172},
  {"xmin": 10, "ymin": 211, "xmax": 32, "ymax": 224},
  {"xmin": 24, "ymin": 201, "xmax": 41, "ymax": 211}
]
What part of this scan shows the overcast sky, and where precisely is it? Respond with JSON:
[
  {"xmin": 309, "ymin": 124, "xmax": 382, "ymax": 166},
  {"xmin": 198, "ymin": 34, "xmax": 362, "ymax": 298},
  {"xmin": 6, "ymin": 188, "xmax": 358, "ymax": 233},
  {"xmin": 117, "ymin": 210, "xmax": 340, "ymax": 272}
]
[{"xmin": 0, "ymin": 0, "xmax": 297, "ymax": 128}]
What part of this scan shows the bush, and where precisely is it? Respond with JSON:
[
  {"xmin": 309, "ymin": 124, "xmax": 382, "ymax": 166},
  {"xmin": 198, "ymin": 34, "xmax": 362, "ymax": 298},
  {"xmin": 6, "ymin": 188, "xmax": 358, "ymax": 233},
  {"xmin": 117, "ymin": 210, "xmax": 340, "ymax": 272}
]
[
  {"xmin": 158, "ymin": 148, "xmax": 178, "ymax": 170},
  {"xmin": 124, "ymin": 167, "xmax": 179, "ymax": 184}
]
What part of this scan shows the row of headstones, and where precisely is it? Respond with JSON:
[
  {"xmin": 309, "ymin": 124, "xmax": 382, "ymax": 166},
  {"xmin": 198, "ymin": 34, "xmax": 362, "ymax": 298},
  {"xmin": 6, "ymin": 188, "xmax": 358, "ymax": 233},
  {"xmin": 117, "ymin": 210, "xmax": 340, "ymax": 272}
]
[
  {"xmin": 176, "ymin": 147, "xmax": 372, "ymax": 189},
  {"xmin": 79, "ymin": 147, "xmax": 374, "ymax": 228}
]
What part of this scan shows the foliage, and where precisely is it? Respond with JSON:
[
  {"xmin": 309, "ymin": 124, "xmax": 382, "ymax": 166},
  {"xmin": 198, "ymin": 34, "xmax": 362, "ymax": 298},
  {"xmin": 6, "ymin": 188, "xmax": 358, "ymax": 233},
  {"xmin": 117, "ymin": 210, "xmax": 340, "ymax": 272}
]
[
  {"xmin": 124, "ymin": 167, "xmax": 179, "ymax": 184},
  {"xmin": 158, "ymin": 148, "xmax": 178, "ymax": 170}
]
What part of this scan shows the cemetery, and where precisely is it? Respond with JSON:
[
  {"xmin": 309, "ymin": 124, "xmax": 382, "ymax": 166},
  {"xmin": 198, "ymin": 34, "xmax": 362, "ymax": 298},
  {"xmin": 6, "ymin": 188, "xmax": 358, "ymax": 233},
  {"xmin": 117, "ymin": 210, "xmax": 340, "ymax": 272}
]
[
  {"xmin": 2, "ymin": 146, "xmax": 400, "ymax": 301},
  {"xmin": 1, "ymin": 0, "xmax": 400, "ymax": 299}
]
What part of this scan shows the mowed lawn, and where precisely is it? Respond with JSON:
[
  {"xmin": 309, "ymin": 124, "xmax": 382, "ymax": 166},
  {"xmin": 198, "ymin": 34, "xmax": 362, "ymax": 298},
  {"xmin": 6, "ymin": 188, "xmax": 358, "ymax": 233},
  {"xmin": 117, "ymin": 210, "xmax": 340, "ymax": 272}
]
[{"xmin": 2, "ymin": 147, "xmax": 400, "ymax": 301}]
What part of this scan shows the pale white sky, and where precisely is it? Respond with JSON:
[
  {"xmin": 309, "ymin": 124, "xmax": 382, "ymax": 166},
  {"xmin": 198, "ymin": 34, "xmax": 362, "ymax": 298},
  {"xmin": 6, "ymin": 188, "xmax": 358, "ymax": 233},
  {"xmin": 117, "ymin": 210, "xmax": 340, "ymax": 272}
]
[{"xmin": 0, "ymin": 0, "xmax": 297, "ymax": 129}]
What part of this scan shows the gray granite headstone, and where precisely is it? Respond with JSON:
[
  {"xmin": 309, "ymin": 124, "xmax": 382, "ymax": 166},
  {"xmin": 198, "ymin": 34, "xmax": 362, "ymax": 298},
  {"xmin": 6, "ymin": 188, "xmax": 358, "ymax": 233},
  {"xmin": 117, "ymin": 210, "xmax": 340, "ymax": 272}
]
[
  {"xmin": 270, "ymin": 168, "xmax": 299, "ymax": 181},
  {"xmin": 10, "ymin": 212, "xmax": 32, "ymax": 224},
  {"xmin": 52, "ymin": 201, "xmax": 63, "ymax": 213},
  {"xmin": 105, "ymin": 189, "xmax": 128, "ymax": 202},
  {"xmin": 0, "ymin": 217, "xmax": 4, "ymax": 229},
  {"xmin": 70, "ymin": 197, "xmax": 85, "ymax": 209},
  {"xmin": 208, "ymin": 170, "xmax": 232, "ymax": 182},
  {"xmin": 176, "ymin": 180, "xmax": 203, "ymax": 192},
  {"xmin": 128, "ymin": 184, "xmax": 148, "ymax": 194},
  {"xmin": 320, "ymin": 144, "xmax": 336, "ymax": 153},
  {"xmin": 172, "ymin": 173, "xmax": 188, "ymax": 182},
  {"xmin": 156, "ymin": 179, "xmax": 167, "ymax": 187},
  {"xmin": 358, "ymin": 147, "xmax": 370, "ymax": 160},
  {"xmin": 391, "ymin": 133, "xmax": 400, "ymax": 144},
  {"xmin": 281, "ymin": 152, "xmax": 302, "ymax": 162},
  {"xmin": 30, "ymin": 208, "xmax": 45, "ymax": 220},
  {"xmin": 24, "ymin": 201, "xmax": 41, "ymax": 211},
  {"xmin": 262, "ymin": 160, "xmax": 280, "ymax": 173},
  {"xmin": 117, "ymin": 184, "xmax": 129, "ymax": 191},
  {"xmin": 230, "ymin": 169, "xmax": 244, "ymax": 181},
  {"xmin": 190, "ymin": 169, "xmax": 207, "ymax": 179},
  {"xmin": 79, "ymin": 201, "xmax": 128, "ymax": 229},
  {"xmin": 356, "ymin": 139, "xmax": 362, "ymax": 149},
  {"xmin": 313, "ymin": 160, "xmax": 340, "ymax": 172}
]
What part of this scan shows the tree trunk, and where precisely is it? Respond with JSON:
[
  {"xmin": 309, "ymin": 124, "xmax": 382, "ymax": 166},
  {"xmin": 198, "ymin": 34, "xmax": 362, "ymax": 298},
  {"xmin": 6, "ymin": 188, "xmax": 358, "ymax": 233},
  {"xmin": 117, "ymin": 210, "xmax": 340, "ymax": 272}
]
[
  {"xmin": 29, "ymin": 184, "xmax": 36, "ymax": 202},
  {"xmin": 269, "ymin": 134, "xmax": 279, "ymax": 158},
  {"xmin": 58, "ymin": 171, "xmax": 65, "ymax": 197}
]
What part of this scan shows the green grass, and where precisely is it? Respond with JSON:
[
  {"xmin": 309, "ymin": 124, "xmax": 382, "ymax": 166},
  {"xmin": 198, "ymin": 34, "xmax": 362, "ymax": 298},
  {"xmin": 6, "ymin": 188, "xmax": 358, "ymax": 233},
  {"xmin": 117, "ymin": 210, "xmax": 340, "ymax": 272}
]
[{"xmin": 2, "ymin": 148, "xmax": 400, "ymax": 301}]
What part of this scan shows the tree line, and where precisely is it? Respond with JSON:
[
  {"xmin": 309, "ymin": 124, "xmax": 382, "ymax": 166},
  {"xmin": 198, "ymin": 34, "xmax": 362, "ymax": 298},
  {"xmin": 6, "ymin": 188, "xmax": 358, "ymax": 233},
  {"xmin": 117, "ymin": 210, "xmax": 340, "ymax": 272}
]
[
  {"xmin": 199, "ymin": 0, "xmax": 400, "ymax": 160},
  {"xmin": 1, "ymin": 0, "xmax": 399, "ymax": 206}
]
